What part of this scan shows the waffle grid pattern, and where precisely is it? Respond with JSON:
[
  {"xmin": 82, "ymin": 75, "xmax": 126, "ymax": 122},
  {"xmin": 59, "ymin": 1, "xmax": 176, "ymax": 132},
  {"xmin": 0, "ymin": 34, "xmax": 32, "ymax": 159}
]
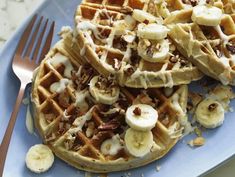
[
  {"xmin": 32, "ymin": 35, "xmax": 188, "ymax": 172},
  {"xmin": 73, "ymin": 0, "xmax": 202, "ymax": 88}
]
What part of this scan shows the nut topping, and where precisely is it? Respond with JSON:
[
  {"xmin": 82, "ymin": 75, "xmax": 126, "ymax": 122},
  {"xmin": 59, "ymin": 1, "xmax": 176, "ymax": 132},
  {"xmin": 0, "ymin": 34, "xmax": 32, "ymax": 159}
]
[
  {"xmin": 124, "ymin": 66, "xmax": 135, "ymax": 76},
  {"xmin": 169, "ymin": 56, "xmax": 179, "ymax": 63},
  {"xmin": 182, "ymin": 0, "xmax": 198, "ymax": 6},
  {"xmin": 120, "ymin": 6, "xmax": 133, "ymax": 14},
  {"xmin": 226, "ymin": 44, "xmax": 235, "ymax": 54},
  {"xmin": 58, "ymin": 90, "xmax": 70, "ymax": 108},
  {"xmin": 98, "ymin": 119, "xmax": 121, "ymax": 130},
  {"xmin": 208, "ymin": 103, "xmax": 218, "ymax": 111},
  {"xmin": 133, "ymin": 107, "xmax": 141, "ymax": 116},
  {"xmin": 188, "ymin": 137, "xmax": 205, "ymax": 147}
]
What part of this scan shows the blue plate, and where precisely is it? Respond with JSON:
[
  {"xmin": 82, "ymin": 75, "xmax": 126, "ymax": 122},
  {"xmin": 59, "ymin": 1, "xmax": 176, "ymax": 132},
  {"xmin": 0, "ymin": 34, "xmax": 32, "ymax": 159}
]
[{"xmin": 1, "ymin": 1, "xmax": 235, "ymax": 177}]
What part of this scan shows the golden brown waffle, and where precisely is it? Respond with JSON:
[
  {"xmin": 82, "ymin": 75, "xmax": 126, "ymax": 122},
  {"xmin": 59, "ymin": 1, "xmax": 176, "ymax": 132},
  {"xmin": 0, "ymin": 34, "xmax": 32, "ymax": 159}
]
[
  {"xmin": 73, "ymin": 0, "xmax": 202, "ymax": 89},
  {"xmin": 163, "ymin": 0, "xmax": 224, "ymax": 24},
  {"xmin": 168, "ymin": 13, "xmax": 235, "ymax": 85},
  {"xmin": 31, "ymin": 34, "xmax": 190, "ymax": 172},
  {"xmin": 221, "ymin": 0, "xmax": 235, "ymax": 14}
]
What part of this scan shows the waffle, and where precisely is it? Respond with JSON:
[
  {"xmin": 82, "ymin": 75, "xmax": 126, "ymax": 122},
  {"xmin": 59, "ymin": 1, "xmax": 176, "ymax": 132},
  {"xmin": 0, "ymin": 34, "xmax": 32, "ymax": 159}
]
[
  {"xmin": 31, "ymin": 34, "xmax": 190, "ymax": 173},
  {"xmin": 73, "ymin": 0, "xmax": 203, "ymax": 89},
  {"xmin": 168, "ymin": 11, "xmax": 235, "ymax": 85},
  {"xmin": 221, "ymin": 0, "xmax": 235, "ymax": 15}
]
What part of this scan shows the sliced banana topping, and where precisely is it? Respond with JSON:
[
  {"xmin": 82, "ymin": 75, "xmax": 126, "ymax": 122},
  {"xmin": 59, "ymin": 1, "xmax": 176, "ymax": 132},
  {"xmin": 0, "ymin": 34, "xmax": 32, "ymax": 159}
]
[
  {"xmin": 132, "ymin": 9, "xmax": 157, "ymax": 23},
  {"xmin": 126, "ymin": 104, "xmax": 158, "ymax": 131},
  {"xmin": 89, "ymin": 76, "xmax": 120, "ymax": 105},
  {"xmin": 25, "ymin": 144, "xmax": 54, "ymax": 173},
  {"xmin": 138, "ymin": 38, "xmax": 169, "ymax": 62},
  {"xmin": 195, "ymin": 98, "xmax": 225, "ymax": 128},
  {"xmin": 137, "ymin": 23, "xmax": 168, "ymax": 40},
  {"xmin": 192, "ymin": 5, "xmax": 222, "ymax": 26},
  {"xmin": 124, "ymin": 128, "xmax": 153, "ymax": 157}
]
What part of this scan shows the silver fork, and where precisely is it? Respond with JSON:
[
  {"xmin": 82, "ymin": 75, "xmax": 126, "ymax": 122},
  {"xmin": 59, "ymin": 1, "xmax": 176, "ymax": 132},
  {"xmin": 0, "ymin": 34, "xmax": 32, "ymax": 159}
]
[{"xmin": 0, "ymin": 14, "xmax": 55, "ymax": 176}]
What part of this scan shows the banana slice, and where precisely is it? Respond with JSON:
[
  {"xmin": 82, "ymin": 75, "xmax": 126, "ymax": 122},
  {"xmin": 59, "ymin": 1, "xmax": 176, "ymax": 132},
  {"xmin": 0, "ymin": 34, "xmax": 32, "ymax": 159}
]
[
  {"xmin": 125, "ymin": 128, "xmax": 153, "ymax": 157},
  {"xmin": 192, "ymin": 5, "xmax": 222, "ymax": 26},
  {"xmin": 195, "ymin": 98, "xmax": 225, "ymax": 128},
  {"xmin": 132, "ymin": 9, "xmax": 157, "ymax": 23},
  {"xmin": 126, "ymin": 104, "xmax": 158, "ymax": 131},
  {"xmin": 137, "ymin": 23, "xmax": 168, "ymax": 40},
  {"xmin": 138, "ymin": 39, "xmax": 169, "ymax": 62},
  {"xmin": 25, "ymin": 144, "xmax": 54, "ymax": 173},
  {"xmin": 89, "ymin": 76, "xmax": 120, "ymax": 105}
]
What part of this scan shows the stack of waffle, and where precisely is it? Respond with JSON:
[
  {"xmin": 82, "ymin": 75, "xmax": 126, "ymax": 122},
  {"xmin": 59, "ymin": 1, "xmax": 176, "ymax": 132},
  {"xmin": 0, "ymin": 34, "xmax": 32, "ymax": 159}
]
[{"xmin": 31, "ymin": 0, "xmax": 235, "ymax": 173}]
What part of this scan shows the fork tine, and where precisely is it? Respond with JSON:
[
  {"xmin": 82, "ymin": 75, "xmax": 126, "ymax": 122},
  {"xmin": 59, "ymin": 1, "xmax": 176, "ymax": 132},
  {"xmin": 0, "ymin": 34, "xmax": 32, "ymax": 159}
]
[
  {"xmin": 24, "ymin": 16, "xmax": 43, "ymax": 58},
  {"xmin": 31, "ymin": 19, "xmax": 48, "ymax": 61},
  {"xmin": 38, "ymin": 21, "xmax": 55, "ymax": 63},
  {"xmin": 15, "ymin": 15, "xmax": 37, "ymax": 56}
]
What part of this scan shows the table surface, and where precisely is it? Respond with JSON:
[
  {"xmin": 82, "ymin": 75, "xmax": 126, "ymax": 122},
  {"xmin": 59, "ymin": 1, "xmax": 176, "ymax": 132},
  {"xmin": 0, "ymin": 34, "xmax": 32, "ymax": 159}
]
[{"xmin": 0, "ymin": 0, "xmax": 234, "ymax": 177}]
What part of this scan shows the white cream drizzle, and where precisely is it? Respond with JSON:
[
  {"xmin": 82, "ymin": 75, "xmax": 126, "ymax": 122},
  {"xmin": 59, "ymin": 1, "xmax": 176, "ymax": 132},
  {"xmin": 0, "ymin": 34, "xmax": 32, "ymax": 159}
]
[
  {"xmin": 107, "ymin": 29, "xmax": 116, "ymax": 48},
  {"xmin": 75, "ymin": 89, "xmax": 89, "ymax": 112},
  {"xmin": 50, "ymin": 78, "xmax": 70, "ymax": 93},
  {"xmin": 158, "ymin": 63, "xmax": 174, "ymax": 88},
  {"xmin": 168, "ymin": 122, "xmax": 183, "ymax": 138},
  {"xmin": 76, "ymin": 65, "xmax": 83, "ymax": 77},
  {"xmin": 61, "ymin": 110, "xmax": 71, "ymax": 121},
  {"xmin": 198, "ymin": 0, "xmax": 207, "ymax": 5},
  {"xmin": 172, "ymin": 61, "xmax": 181, "ymax": 70},
  {"xmin": 123, "ymin": 46, "xmax": 132, "ymax": 62},
  {"xmin": 47, "ymin": 53, "xmax": 74, "ymax": 78},
  {"xmin": 26, "ymin": 105, "xmax": 34, "ymax": 134},
  {"xmin": 68, "ymin": 107, "xmax": 94, "ymax": 134},
  {"xmin": 213, "ymin": 25, "xmax": 230, "ymax": 44},
  {"xmin": 220, "ymin": 55, "xmax": 230, "ymax": 67},
  {"xmin": 59, "ymin": 26, "xmax": 73, "ymax": 38},
  {"xmin": 99, "ymin": 50, "xmax": 116, "ymax": 73},
  {"xmin": 101, "ymin": 107, "xmax": 125, "ymax": 115},
  {"xmin": 165, "ymin": 72, "xmax": 174, "ymax": 88},
  {"xmin": 172, "ymin": 94, "xmax": 185, "ymax": 117},
  {"xmin": 100, "ymin": 134, "xmax": 123, "ymax": 156},
  {"xmin": 218, "ymin": 70, "xmax": 230, "ymax": 85},
  {"xmin": 171, "ymin": 93, "xmax": 193, "ymax": 136},
  {"xmin": 80, "ymin": 31, "xmax": 96, "ymax": 56},
  {"xmin": 77, "ymin": 21, "xmax": 106, "ymax": 42}
]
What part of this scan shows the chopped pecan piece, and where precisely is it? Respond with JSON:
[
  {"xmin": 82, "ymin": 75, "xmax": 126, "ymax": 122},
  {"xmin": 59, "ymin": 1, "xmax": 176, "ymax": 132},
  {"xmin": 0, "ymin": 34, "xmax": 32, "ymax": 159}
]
[
  {"xmin": 226, "ymin": 44, "xmax": 235, "ymax": 54},
  {"xmin": 188, "ymin": 137, "xmax": 205, "ymax": 147},
  {"xmin": 208, "ymin": 103, "xmax": 218, "ymax": 111},
  {"xmin": 133, "ymin": 107, "xmax": 141, "ymax": 116},
  {"xmin": 120, "ymin": 6, "xmax": 133, "ymax": 14},
  {"xmin": 169, "ymin": 56, "xmax": 178, "ymax": 63},
  {"xmin": 133, "ymin": 92, "xmax": 155, "ymax": 107},
  {"xmin": 58, "ymin": 90, "xmax": 70, "ymax": 108},
  {"xmin": 98, "ymin": 119, "xmax": 121, "ymax": 130},
  {"xmin": 124, "ymin": 66, "xmax": 135, "ymax": 76},
  {"xmin": 182, "ymin": 0, "xmax": 198, "ymax": 6},
  {"xmin": 86, "ymin": 122, "xmax": 95, "ymax": 138},
  {"xmin": 146, "ymin": 46, "xmax": 154, "ymax": 57}
]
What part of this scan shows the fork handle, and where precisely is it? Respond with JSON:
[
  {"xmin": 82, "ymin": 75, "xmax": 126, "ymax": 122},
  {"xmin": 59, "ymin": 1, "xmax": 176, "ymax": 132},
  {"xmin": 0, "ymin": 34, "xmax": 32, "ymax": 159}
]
[{"xmin": 0, "ymin": 83, "xmax": 26, "ymax": 177}]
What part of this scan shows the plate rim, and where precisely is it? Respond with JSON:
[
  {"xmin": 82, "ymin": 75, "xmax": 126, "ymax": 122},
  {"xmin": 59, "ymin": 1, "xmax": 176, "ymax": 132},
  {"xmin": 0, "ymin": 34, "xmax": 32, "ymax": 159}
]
[{"xmin": 0, "ymin": 1, "xmax": 235, "ymax": 177}]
